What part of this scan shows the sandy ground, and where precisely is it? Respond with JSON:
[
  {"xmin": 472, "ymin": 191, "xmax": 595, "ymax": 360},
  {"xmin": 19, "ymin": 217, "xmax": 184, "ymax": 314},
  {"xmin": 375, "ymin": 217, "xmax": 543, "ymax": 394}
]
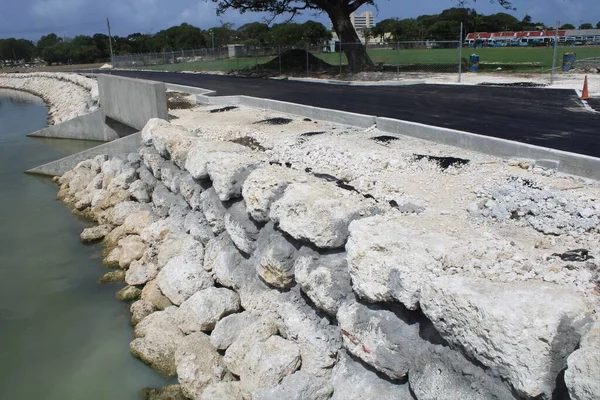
[{"xmin": 167, "ymin": 101, "xmax": 600, "ymax": 313}]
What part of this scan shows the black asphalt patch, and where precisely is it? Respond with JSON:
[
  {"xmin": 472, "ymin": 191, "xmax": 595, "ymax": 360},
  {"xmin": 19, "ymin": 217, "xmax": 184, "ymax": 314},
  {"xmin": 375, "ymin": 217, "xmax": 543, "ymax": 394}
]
[{"xmin": 89, "ymin": 70, "xmax": 600, "ymax": 158}]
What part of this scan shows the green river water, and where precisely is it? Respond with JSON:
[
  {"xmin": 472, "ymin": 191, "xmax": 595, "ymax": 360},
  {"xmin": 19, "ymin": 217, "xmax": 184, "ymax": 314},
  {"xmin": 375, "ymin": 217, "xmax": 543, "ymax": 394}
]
[{"xmin": 0, "ymin": 89, "xmax": 167, "ymax": 399}]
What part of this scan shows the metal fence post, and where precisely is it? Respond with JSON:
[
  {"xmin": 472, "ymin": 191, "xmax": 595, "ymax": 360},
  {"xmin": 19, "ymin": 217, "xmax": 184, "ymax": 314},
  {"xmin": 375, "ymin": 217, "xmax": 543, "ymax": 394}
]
[
  {"xmin": 339, "ymin": 43, "xmax": 343, "ymax": 76},
  {"xmin": 278, "ymin": 45, "xmax": 282, "ymax": 75},
  {"xmin": 551, "ymin": 21, "xmax": 560, "ymax": 85},
  {"xmin": 306, "ymin": 42, "xmax": 310, "ymax": 77},
  {"xmin": 458, "ymin": 22, "xmax": 463, "ymax": 83}
]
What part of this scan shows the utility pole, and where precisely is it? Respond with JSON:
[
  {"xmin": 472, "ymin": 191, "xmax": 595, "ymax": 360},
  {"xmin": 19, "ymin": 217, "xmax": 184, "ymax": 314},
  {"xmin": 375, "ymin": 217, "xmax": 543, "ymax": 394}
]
[{"xmin": 107, "ymin": 18, "xmax": 114, "ymax": 67}]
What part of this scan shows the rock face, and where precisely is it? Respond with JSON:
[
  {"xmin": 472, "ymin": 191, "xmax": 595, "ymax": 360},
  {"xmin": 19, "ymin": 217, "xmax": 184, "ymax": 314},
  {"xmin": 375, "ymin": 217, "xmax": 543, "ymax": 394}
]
[
  {"xmin": 346, "ymin": 214, "xmax": 451, "ymax": 310},
  {"xmin": 239, "ymin": 335, "xmax": 301, "ymax": 393},
  {"xmin": 176, "ymin": 287, "xmax": 241, "ymax": 333},
  {"xmin": 130, "ymin": 308, "xmax": 185, "ymax": 376},
  {"xmin": 174, "ymin": 332, "xmax": 230, "ymax": 399},
  {"xmin": 337, "ymin": 299, "xmax": 422, "ymax": 380},
  {"xmin": 210, "ymin": 312, "xmax": 258, "ymax": 351},
  {"xmin": 252, "ymin": 371, "xmax": 333, "ymax": 400},
  {"xmin": 331, "ymin": 351, "xmax": 413, "ymax": 400},
  {"xmin": 156, "ymin": 255, "xmax": 213, "ymax": 305},
  {"xmin": 565, "ymin": 322, "xmax": 600, "ymax": 400},
  {"xmin": 421, "ymin": 276, "xmax": 590, "ymax": 399},
  {"xmin": 294, "ymin": 251, "xmax": 351, "ymax": 315},
  {"xmin": 270, "ymin": 182, "xmax": 378, "ymax": 249}
]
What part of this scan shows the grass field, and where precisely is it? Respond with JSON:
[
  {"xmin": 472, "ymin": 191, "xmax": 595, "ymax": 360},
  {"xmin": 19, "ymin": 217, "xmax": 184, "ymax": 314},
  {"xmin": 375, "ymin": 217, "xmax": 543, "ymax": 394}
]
[{"xmin": 133, "ymin": 45, "xmax": 600, "ymax": 73}]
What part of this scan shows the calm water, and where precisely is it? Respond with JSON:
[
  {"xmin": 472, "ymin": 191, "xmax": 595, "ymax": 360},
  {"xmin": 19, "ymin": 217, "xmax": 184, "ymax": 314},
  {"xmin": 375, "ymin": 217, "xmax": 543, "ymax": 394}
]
[{"xmin": 0, "ymin": 89, "xmax": 166, "ymax": 399}]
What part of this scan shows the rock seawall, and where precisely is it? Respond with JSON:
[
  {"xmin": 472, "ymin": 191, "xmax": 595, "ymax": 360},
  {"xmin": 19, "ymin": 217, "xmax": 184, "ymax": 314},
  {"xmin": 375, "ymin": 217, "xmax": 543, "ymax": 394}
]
[
  {"xmin": 0, "ymin": 72, "xmax": 98, "ymax": 124},
  {"xmin": 54, "ymin": 118, "xmax": 598, "ymax": 400}
]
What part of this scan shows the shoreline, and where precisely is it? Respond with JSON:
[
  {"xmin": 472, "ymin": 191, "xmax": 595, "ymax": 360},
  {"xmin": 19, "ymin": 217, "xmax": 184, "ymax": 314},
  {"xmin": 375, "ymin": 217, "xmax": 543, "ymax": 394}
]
[
  {"xmin": 52, "ymin": 98, "xmax": 599, "ymax": 399},
  {"xmin": 0, "ymin": 72, "xmax": 98, "ymax": 125}
]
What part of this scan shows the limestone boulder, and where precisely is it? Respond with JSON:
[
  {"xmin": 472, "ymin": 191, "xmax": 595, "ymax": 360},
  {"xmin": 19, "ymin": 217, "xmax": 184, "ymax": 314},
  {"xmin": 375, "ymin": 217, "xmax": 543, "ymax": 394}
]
[
  {"xmin": 224, "ymin": 200, "xmax": 261, "ymax": 255},
  {"xmin": 239, "ymin": 335, "xmax": 301, "ymax": 393},
  {"xmin": 184, "ymin": 211, "xmax": 214, "ymax": 245},
  {"xmin": 151, "ymin": 123, "xmax": 195, "ymax": 160},
  {"xmin": 207, "ymin": 152, "xmax": 266, "ymax": 201},
  {"xmin": 117, "ymin": 235, "xmax": 147, "ymax": 269},
  {"xmin": 126, "ymin": 259, "xmax": 160, "ymax": 286},
  {"xmin": 140, "ymin": 146, "xmax": 166, "ymax": 180},
  {"xmin": 211, "ymin": 312, "xmax": 258, "ymax": 351},
  {"xmin": 176, "ymin": 287, "xmax": 241, "ymax": 334},
  {"xmin": 331, "ymin": 351, "xmax": 413, "ymax": 400},
  {"xmin": 156, "ymin": 255, "xmax": 213, "ymax": 305},
  {"xmin": 80, "ymin": 224, "xmax": 113, "ymax": 242},
  {"xmin": 200, "ymin": 382, "xmax": 244, "ymax": 400},
  {"xmin": 278, "ymin": 290, "xmax": 342, "ymax": 376},
  {"xmin": 141, "ymin": 384, "xmax": 187, "ymax": 400},
  {"xmin": 140, "ymin": 217, "xmax": 186, "ymax": 247},
  {"xmin": 346, "ymin": 214, "xmax": 453, "ymax": 310},
  {"xmin": 242, "ymin": 165, "xmax": 311, "ymax": 222},
  {"xmin": 174, "ymin": 332, "xmax": 231, "ymax": 399},
  {"xmin": 255, "ymin": 223, "xmax": 299, "ymax": 289},
  {"xmin": 152, "ymin": 184, "xmax": 190, "ymax": 219},
  {"xmin": 141, "ymin": 280, "xmax": 173, "ymax": 310},
  {"xmin": 565, "ymin": 321, "xmax": 600, "ymax": 400},
  {"xmin": 224, "ymin": 313, "xmax": 281, "ymax": 376},
  {"xmin": 180, "ymin": 172, "xmax": 207, "ymax": 211},
  {"xmin": 137, "ymin": 164, "xmax": 158, "ymax": 188},
  {"xmin": 130, "ymin": 308, "xmax": 185, "ymax": 376},
  {"xmin": 184, "ymin": 140, "xmax": 247, "ymax": 180},
  {"xmin": 420, "ymin": 275, "xmax": 591, "ymax": 399},
  {"xmin": 157, "ymin": 234, "xmax": 203, "ymax": 268},
  {"xmin": 336, "ymin": 299, "xmax": 423, "ymax": 380},
  {"xmin": 200, "ymin": 188, "xmax": 228, "ymax": 235},
  {"xmin": 128, "ymin": 179, "xmax": 151, "ymax": 203},
  {"xmin": 122, "ymin": 210, "xmax": 158, "ymax": 236},
  {"xmin": 252, "ymin": 371, "xmax": 333, "ymax": 400},
  {"xmin": 270, "ymin": 182, "xmax": 378, "ymax": 249},
  {"xmin": 141, "ymin": 118, "xmax": 170, "ymax": 146},
  {"xmin": 294, "ymin": 250, "xmax": 352, "ymax": 315},
  {"xmin": 100, "ymin": 201, "xmax": 151, "ymax": 227},
  {"xmin": 203, "ymin": 233, "xmax": 253, "ymax": 290},
  {"xmin": 409, "ymin": 344, "xmax": 515, "ymax": 400},
  {"xmin": 116, "ymin": 285, "xmax": 142, "ymax": 302},
  {"xmin": 160, "ymin": 163, "xmax": 185, "ymax": 194},
  {"xmin": 130, "ymin": 300, "xmax": 157, "ymax": 326}
]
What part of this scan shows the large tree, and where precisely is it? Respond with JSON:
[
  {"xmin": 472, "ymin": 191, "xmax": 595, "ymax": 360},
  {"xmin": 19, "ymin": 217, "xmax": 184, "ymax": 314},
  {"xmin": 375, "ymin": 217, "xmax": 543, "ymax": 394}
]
[{"xmin": 207, "ymin": 0, "xmax": 513, "ymax": 71}]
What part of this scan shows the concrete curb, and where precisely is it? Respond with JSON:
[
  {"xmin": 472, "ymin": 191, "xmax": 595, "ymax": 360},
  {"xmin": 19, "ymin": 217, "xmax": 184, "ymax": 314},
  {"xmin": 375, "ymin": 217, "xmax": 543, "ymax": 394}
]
[
  {"xmin": 194, "ymin": 89, "xmax": 600, "ymax": 181},
  {"xmin": 26, "ymin": 132, "xmax": 141, "ymax": 176},
  {"xmin": 287, "ymin": 77, "xmax": 426, "ymax": 86},
  {"xmin": 165, "ymin": 83, "xmax": 216, "ymax": 95}
]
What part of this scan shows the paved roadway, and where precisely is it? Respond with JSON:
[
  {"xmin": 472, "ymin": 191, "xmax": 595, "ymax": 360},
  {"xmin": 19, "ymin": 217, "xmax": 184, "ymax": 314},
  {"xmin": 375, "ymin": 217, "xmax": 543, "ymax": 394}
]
[{"xmin": 93, "ymin": 70, "xmax": 600, "ymax": 158}]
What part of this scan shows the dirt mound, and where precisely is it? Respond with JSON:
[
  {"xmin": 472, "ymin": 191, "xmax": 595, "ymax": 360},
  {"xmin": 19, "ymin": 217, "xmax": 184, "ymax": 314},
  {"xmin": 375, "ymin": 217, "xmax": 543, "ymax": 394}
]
[{"xmin": 262, "ymin": 49, "xmax": 334, "ymax": 72}]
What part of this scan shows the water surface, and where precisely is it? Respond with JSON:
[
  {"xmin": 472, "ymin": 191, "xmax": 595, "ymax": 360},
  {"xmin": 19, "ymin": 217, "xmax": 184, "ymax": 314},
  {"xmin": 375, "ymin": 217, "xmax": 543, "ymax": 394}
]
[{"xmin": 0, "ymin": 89, "xmax": 166, "ymax": 399}]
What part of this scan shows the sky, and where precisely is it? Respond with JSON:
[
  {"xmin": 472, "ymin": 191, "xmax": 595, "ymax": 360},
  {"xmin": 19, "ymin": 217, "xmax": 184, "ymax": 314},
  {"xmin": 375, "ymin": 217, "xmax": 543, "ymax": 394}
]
[{"xmin": 0, "ymin": 0, "xmax": 598, "ymax": 40}]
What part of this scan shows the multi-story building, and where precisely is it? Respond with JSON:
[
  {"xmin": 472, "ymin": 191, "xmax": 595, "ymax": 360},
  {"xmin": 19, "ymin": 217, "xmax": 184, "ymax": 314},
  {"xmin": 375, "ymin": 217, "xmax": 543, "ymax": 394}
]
[{"xmin": 330, "ymin": 11, "xmax": 376, "ymax": 44}]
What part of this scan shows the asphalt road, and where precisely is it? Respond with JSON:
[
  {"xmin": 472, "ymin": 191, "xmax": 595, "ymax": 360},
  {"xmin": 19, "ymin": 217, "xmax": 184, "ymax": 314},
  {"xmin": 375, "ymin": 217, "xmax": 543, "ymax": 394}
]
[{"xmin": 93, "ymin": 70, "xmax": 600, "ymax": 158}]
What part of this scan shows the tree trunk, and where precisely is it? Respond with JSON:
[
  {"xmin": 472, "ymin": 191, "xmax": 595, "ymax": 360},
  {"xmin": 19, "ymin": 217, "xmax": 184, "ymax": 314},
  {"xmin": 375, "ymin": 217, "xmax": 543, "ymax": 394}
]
[{"xmin": 327, "ymin": 7, "xmax": 374, "ymax": 72}]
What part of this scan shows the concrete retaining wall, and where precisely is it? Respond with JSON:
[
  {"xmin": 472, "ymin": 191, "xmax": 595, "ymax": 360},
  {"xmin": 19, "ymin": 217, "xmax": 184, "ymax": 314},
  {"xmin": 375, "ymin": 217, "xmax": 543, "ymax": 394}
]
[
  {"xmin": 26, "ymin": 132, "xmax": 141, "ymax": 176},
  {"xmin": 98, "ymin": 75, "xmax": 168, "ymax": 130},
  {"xmin": 28, "ymin": 109, "xmax": 119, "ymax": 141}
]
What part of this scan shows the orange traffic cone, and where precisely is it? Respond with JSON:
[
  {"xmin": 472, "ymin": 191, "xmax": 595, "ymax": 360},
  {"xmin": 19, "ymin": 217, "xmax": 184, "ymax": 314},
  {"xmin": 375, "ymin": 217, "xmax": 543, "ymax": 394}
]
[{"xmin": 581, "ymin": 75, "xmax": 590, "ymax": 100}]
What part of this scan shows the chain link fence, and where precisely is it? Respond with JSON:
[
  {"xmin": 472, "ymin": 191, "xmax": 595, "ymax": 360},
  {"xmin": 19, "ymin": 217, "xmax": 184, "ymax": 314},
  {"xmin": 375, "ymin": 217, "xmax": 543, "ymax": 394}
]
[{"xmin": 112, "ymin": 30, "xmax": 600, "ymax": 91}]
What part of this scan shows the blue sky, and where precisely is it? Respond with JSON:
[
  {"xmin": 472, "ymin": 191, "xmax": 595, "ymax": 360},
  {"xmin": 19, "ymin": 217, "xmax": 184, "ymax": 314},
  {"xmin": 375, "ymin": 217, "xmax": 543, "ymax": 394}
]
[{"xmin": 0, "ymin": 0, "xmax": 598, "ymax": 40}]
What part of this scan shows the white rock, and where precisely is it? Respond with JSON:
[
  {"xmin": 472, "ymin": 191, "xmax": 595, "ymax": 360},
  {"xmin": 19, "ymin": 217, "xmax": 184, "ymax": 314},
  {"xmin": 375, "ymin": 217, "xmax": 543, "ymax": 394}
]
[
  {"xmin": 157, "ymin": 234, "xmax": 203, "ymax": 268},
  {"xmin": 184, "ymin": 211, "xmax": 214, "ymax": 245},
  {"xmin": 130, "ymin": 308, "xmax": 185, "ymax": 376},
  {"xmin": 184, "ymin": 141, "xmax": 248, "ymax": 180},
  {"xmin": 565, "ymin": 322, "xmax": 600, "ymax": 400},
  {"xmin": 252, "ymin": 370, "xmax": 333, "ymax": 400},
  {"xmin": 126, "ymin": 259, "xmax": 159, "ymax": 286},
  {"xmin": 156, "ymin": 255, "xmax": 213, "ymax": 305},
  {"xmin": 117, "ymin": 235, "xmax": 147, "ymax": 269},
  {"xmin": 224, "ymin": 314, "xmax": 280, "ymax": 376},
  {"xmin": 331, "ymin": 351, "xmax": 413, "ymax": 400},
  {"xmin": 242, "ymin": 165, "xmax": 310, "ymax": 222},
  {"xmin": 130, "ymin": 300, "xmax": 156, "ymax": 326},
  {"xmin": 239, "ymin": 335, "xmax": 301, "ymax": 393},
  {"xmin": 174, "ymin": 332, "xmax": 230, "ymax": 399},
  {"xmin": 80, "ymin": 224, "xmax": 112, "ymax": 242},
  {"xmin": 141, "ymin": 118, "xmax": 170, "ymax": 146},
  {"xmin": 210, "ymin": 312, "xmax": 258, "ymax": 351},
  {"xmin": 270, "ymin": 182, "xmax": 378, "ymax": 249},
  {"xmin": 346, "ymin": 214, "xmax": 452, "ymax": 310},
  {"xmin": 200, "ymin": 382, "xmax": 244, "ymax": 400},
  {"xmin": 421, "ymin": 276, "xmax": 591, "ymax": 399},
  {"xmin": 207, "ymin": 152, "xmax": 266, "ymax": 201},
  {"xmin": 176, "ymin": 287, "xmax": 241, "ymax": 334},
  {"xmin": 200, "ymin": 188, "xmax": 228, "ymax": 235}
]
